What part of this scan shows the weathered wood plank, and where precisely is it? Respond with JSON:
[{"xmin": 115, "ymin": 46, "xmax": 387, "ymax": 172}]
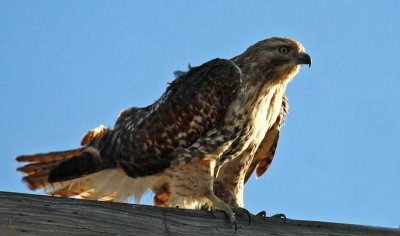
[{"xmin": 0, "ymin": 191, "xmax": 398, "ymax": 236}]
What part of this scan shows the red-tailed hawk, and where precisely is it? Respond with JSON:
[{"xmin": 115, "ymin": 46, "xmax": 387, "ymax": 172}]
[{"xmin": 16, "ymin": 37, "xmax": 311, "ymax": 228}]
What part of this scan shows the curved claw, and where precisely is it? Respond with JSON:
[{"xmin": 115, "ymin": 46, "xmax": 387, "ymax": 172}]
[
  {"xmin": 271, "ymin": 213, "xmax": 286, "ymax": 219},
  {"xmin": 232, "ymin": 207, "xmax": 252, "ymax": 225},
  {"xmin": 256, "ymin": 210, "xmax": 266, "ymax": 217},
  {"xmin": 255, "ymin": 210, "xmax": 286, "ymax": 220},
  {"xmin": 210, "ymin": 209, "xmax": 218, "ymax": 219},
  {"xmin": 217, "ymin": 208, "xmax": 237, "ymax": 232},
  {"xmin": 206, "ymin": 191, "xmax": 237, "ymax": 231}
]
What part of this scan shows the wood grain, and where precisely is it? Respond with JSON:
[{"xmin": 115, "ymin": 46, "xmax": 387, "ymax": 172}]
[{"xmin": 0, "ymin": 191, "xmax": 398, "ymax": 236}]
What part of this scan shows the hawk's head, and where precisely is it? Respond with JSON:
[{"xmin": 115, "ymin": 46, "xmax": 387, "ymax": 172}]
[{"xmin": 233, "ymin": 37, "xmax": 311, "ymax": 82}]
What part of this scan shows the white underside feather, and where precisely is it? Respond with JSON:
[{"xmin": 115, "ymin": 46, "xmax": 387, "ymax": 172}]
[{"xmin": 48, "ymin": 168, "xmax": 161, "ymax": 203}]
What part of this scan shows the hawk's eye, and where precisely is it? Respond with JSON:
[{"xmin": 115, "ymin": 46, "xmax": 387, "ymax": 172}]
[{"xmin": 278, "ymin": 46, "xmax": 289, "ymax": 55}]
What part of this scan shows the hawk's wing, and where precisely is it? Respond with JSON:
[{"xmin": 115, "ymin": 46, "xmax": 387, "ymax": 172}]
[
  {"xmin": 244, "ymin": 96, "xmax": 289, "ymax": 183},
  {"xmin": 117, "ymin": 58, "xmax": 242, "ymax": 177},
  {"xmin": 17, "ymin": 58, "xmax": 242, "ymax": 197}
]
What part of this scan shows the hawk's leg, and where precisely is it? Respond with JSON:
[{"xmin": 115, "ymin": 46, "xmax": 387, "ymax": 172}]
[
  {"xmin": 213, "ymin": 181, "xmax": 252, "ymax": 224},
  {"xmin": 206, "ymin": 190, "xmax": 237, "ymax": 231},
  {"xmin": 165, "ymin": 159, "xmax": 239, "ymax": 231},
  {"xmin": 212, "ymin": 151, "xmax": 253, "ymax": 224}
]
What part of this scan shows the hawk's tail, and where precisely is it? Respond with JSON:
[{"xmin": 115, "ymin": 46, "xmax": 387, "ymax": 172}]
[
  {"xmin": 15, "ymin": 125, "xmax": 143, "ymax": 202},
  {"xmin": 16, "ymin": 125, "xmax": 113, "ymax": 192},
  {"xmin": 16, "ymin": 148, "xmax": 129, "ymax": 201},
  {"xmin": 16, "ymin": 147, "xmax": 108, "ymax": 192},
  {"xmin": 16, "ymin": 148, "xmax": 86, "ymax": 191}
]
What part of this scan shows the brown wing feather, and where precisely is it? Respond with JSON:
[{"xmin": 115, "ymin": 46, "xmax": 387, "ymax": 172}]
[
  {"xmin": 118, "ymin": 58, "xmax": 242, "ymax": 178},
  {"xmin": 80, "ymin": 125, "xmax": 108, "ymax": 146},
  {"xmin": 244, "ymin": 96, "xmax": 289, "ymax": 183}
]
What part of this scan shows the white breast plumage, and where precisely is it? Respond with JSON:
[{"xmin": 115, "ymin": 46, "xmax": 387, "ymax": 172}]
[{"xmin": 251, "ymin": 85, "xmax": 285, "ymax": 150}]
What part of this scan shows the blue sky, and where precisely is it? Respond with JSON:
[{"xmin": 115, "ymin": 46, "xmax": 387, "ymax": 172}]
[{"xmin": 1, "ymin": 0, "xmax": 399, "ymax": 228}]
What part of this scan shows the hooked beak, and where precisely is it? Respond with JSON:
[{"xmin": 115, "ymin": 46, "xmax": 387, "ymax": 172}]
[{"xmin": 297, "ymin": 53, "xmax": 312, "ymax": 67}]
